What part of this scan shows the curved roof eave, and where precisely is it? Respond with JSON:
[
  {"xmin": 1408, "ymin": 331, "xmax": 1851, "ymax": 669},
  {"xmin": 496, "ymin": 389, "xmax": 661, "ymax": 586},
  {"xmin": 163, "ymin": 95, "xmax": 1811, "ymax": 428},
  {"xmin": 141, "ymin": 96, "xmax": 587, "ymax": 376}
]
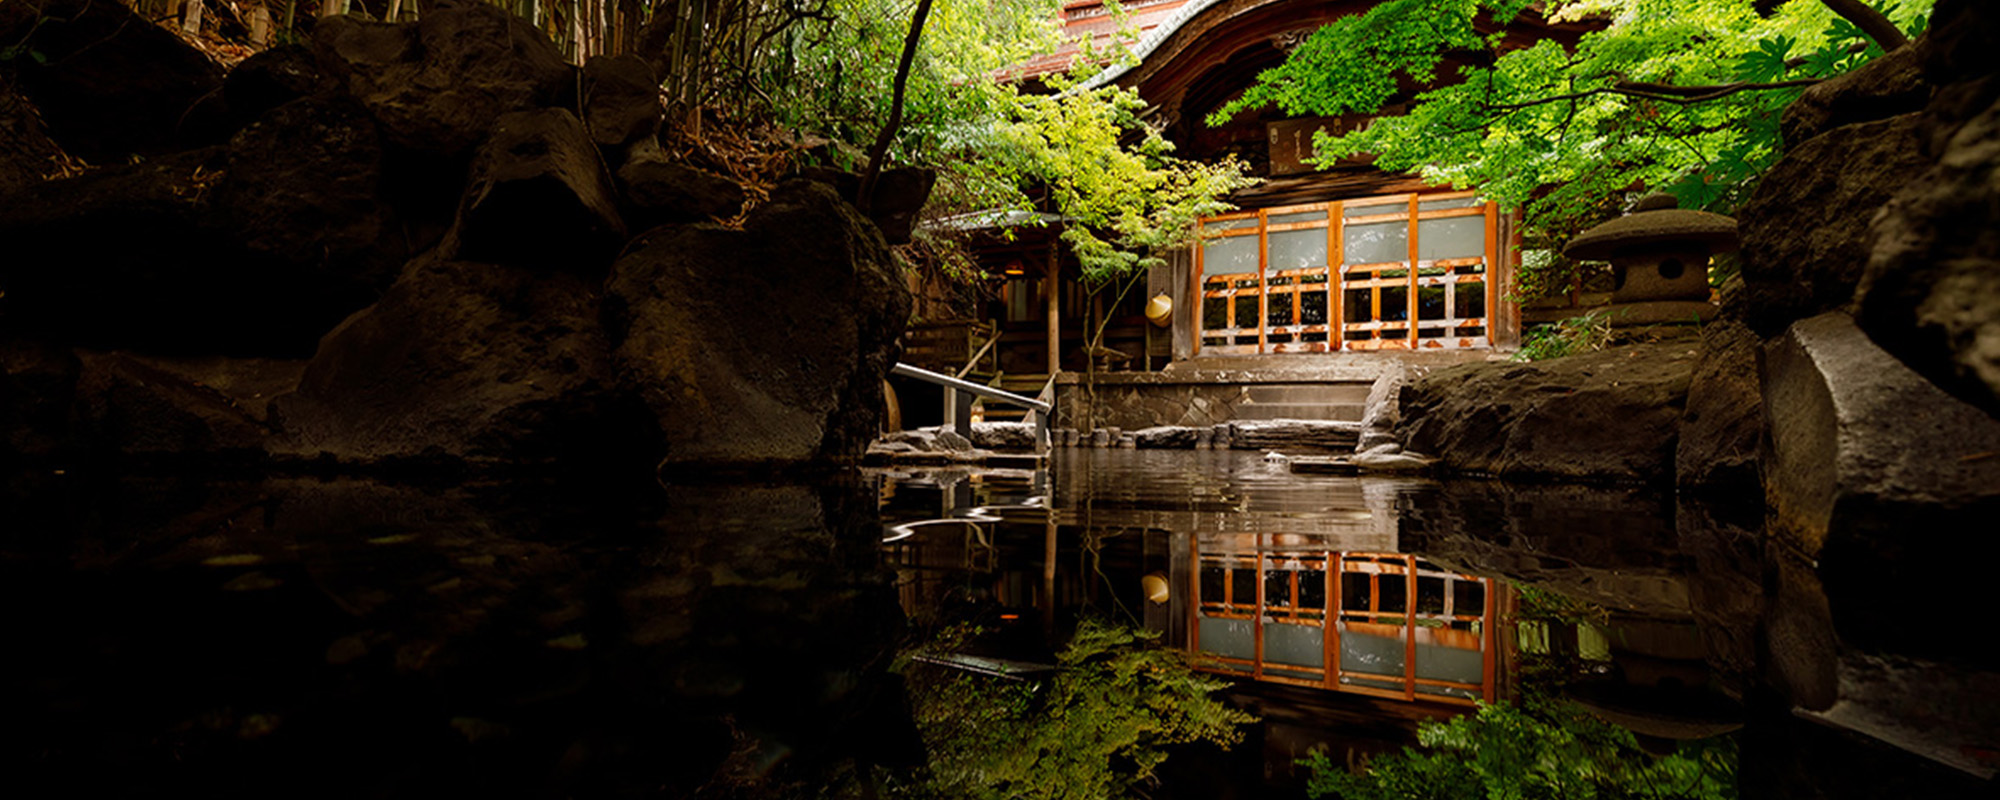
[{"xmin": 1076, "ymin": 0, "xmax": 1233, "ymax": 91}]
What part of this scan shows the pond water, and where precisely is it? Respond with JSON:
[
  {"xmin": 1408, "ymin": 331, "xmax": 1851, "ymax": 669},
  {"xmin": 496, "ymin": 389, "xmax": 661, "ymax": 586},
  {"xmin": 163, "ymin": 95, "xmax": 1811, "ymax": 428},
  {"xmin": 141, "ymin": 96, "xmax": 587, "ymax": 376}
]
[{"xmin": 1, "ymin": 452, "xmax": 1991, "ymax": 797}]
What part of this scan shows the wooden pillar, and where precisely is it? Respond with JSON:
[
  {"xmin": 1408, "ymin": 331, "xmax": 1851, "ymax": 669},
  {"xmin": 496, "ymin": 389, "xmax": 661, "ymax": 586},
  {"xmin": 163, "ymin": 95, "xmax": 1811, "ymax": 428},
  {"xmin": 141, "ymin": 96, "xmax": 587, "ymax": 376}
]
[
  {"xmin": 1045, "ymin": 243, "xmax": 1060, "ymax": 375},
  {"xmin": 1406, "ymin": 195, "xmax": 1420, "ymax": 347}
]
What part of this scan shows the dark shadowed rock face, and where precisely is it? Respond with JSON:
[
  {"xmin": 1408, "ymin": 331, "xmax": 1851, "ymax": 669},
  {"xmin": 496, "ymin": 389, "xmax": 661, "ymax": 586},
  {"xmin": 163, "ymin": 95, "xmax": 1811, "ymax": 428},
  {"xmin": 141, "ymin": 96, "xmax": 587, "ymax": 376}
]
[
  {"xmin": 1781, "ymin": 43, "xmax": 1932, "ymax": 149},
  {"xmin": 1855, "ymin": 52, "xmax": 2000, "ymax": 417},
  {"xmin": 581, "ymin": 54, "xmax": 663, "ymax": 151},
  {"xmin": 1736, "ymin": 112, "xmax": 1931, "ymax": 335},
  {"xmin": 274, "ymin": 257, "xmax": 656, "ymax": 468},
  {"xmin": 795, "ymin": 166, "xmax": 938, "ymax": 246},
  {"xmin": 222, "ymin": 45, "xmax": 332, "ymax": 123},
  {"xmin": 1398, "ymin": 340, "xmax": 1697, "ymax": 483},
  {"xmin": 865, "ymin": 167, "xmax": 939, "ymax": 245},
  {"xmin": 70, "ymin": 352, "xmax": 300, "ymax": 460},
  {"xmin": 0, "ymin": 148, "xmax": 297, "ymax": 354},
  {"xmin": 0, "ymin": 80, "xmax": 63, "ymax": 194},
  {"xmin": 616, "ymin": 137, "xmax": 746, "ymax": 228},
  {"xmin": 1675, "ymin": 319, "xmax": 1763, "ymax": 496},
  {"xmin": 450, "ymin": 108, "xmax": 627, "ymax": 271},
  {"xmin": 0, "ymin": 0, "xmax": 226, "ymax": 161},
  {"xmin": 216, "ymin": 95, "xmax": 408, "ymax": 296},
  {"xmin": 311, "ymin": 2, "xmax": 573, "ymax": 158},
  {"xmin": 0, "ymin": 339, "xmax": 80, "ymax": 462},
  {"xmin": 0, "ymin": 99, "xmax": 406, "ymax": 356},
  {"xmin": 1762, "ymin": 312, "xmax": 2000, "ymax": 666},
  {"xmin": 606, "ymin": 180, "xmax": 910, "ymax": 469}
]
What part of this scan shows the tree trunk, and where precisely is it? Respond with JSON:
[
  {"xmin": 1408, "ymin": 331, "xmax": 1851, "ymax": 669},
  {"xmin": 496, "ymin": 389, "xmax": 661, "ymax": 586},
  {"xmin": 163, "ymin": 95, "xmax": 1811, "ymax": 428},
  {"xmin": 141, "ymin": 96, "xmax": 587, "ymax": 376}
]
[{"xmin": 857, "ymin": 0, "xmax": 934, "ymax": 214}]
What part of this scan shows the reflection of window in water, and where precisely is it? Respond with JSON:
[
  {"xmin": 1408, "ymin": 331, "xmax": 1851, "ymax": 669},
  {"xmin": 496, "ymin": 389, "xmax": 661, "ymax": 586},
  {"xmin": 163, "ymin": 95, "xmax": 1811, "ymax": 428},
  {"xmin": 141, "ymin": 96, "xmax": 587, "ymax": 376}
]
[{"xmin": 1191, "ymin": 544, "xmax": 1499, "ymax": 705}]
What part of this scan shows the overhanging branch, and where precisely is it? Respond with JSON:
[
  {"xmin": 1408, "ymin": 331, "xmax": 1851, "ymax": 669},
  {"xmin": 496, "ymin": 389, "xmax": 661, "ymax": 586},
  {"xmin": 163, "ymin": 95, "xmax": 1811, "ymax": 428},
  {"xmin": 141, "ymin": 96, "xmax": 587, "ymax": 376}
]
[{"xmin": 1484, "ymin": 78, "xmax": 1820, "ymax": 112}]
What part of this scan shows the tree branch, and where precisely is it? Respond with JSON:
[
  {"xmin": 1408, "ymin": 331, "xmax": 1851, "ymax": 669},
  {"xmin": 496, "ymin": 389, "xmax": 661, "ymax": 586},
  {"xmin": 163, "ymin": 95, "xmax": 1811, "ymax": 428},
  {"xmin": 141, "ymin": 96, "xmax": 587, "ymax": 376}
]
[
  {"xmin": 858, "ymin": 0, "xmax": 934, "ymax": 214},
  {"xmin": 1818, "ymin": 0, "xmax": 1908, "ymax": 51},
  {"xmin": 1485, "ymin": 78, "xmax": 1820, "ymax": 112}
]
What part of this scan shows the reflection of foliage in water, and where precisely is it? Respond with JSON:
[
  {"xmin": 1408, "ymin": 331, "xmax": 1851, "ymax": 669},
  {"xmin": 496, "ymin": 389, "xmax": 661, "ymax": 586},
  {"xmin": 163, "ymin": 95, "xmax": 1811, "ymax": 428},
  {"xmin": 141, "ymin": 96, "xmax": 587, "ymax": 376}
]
[
  {"xmin": 891, "ymin": 619, "xmax": 1255, "ymax": 799},
  {"xmin": 1303, "ymin": 699, "xmax": 1735, "ymax": 800}
]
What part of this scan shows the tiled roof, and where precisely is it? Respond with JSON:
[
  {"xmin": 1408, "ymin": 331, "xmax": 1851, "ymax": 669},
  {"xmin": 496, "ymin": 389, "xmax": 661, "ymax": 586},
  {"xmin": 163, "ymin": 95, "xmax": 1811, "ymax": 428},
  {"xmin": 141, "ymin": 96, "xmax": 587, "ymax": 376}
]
[{"xmin": 1003, "ymin": 0, "xmax": 1199, "ymax": 82}]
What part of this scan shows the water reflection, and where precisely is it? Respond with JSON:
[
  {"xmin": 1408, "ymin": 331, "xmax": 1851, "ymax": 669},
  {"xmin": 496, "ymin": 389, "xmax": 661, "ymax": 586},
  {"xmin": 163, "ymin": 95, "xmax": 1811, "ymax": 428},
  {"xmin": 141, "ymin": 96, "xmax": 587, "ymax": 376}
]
[
  {"xmin": 0, "ymin": 475, "xmax": 910, "ymax": 797},
  {"xmin": 879, "ymin": 450, "xmax": 1502, "ymax": 707},
  {"xmin": 875, "ymin": 449, "xmax": 1997, "ymax": 798}
]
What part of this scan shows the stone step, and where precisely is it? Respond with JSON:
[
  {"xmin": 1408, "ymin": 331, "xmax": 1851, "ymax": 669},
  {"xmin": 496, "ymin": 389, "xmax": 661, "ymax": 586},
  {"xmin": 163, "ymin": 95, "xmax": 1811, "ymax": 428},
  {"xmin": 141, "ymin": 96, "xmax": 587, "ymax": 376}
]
[
  {"xmin": 1233, "ymin": 402, "xmax": 1366, "ymax": 422},
  {"xmin": 1243, "ymin": 383, "xmax": 1372, "ymax": 405}
]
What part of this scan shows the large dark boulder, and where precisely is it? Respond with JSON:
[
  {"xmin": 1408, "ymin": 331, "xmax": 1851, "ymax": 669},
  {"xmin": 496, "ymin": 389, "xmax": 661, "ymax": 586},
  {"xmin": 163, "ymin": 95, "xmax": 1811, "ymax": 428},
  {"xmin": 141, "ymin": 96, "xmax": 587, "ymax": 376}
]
[
  {"xmin": 1674, "ymin": 318, "xmax": 1763, "ymax": 495},
  {"xmin": 794, "ymin": 166, "xmax": 937, "ymax": 245},
  {"xmin": 616, "ymin": 136, "xmax": 746, "ymax": 228},
  {"xmin": 222, "ymin": 44, "xmax": 332, "ymax": 123},
  {"xmin": 605, "ymin": 180, "xmax": 910, "ymax": 469},
  {"xmin": 1854, "ymin": 49, "xmax": 2000, "ymax": 417},
  {"xmin": 1736, "ymin": 112, "xmax": 1931, "ymax": 335},
  {"xmin": 0, "ymin": 148, "xmax": 261, "ymax": 353},
  {"xmin": 311, "ymin": 1, "xmax": 574, "ymax": 158},
  {"xmin": 1397, "ymin": 340, "xmax": 1698, "ymax": 483},
  {"xmin": 215, "ymin": 95, "xmax": 408, "ymax": 298},
  {"xmin": 449, "ymin": 108, "xmax": 626, "ymax": 270},
  {"xmin": 69, "ymin": 352, "xmax": 300, "ymax": 460},
  {"xmin": 0, "ymin": 339, "xmax": 80, "ymax": 462},
  {"xmin": 0, "ymin": 0, "xmax": 226, "ymax": 161},
  {"xmin": 1781, "ymin": 43, "xmax": 1931, "ymax": 148},
  {"xmin": 864, "ymin": 167, "xmax": 938, "ymax": 245},
  {"xmin": 1761, "ymin": 312, "xmax": 2000, "ymax": 666},
  {"xmin": 0, "ymin": 80, "xmax": 63, "ymax": 193},
  {"xmin": 581, "ymin": 54, "xmax": 662, "ymax": 151},
  {"xmin": 0, "ymin": 98, "xmax": 407, "ymax": 356},
  {"xmin": 272, "ymin": 257, "xmax": 656, "ymax": 468}
]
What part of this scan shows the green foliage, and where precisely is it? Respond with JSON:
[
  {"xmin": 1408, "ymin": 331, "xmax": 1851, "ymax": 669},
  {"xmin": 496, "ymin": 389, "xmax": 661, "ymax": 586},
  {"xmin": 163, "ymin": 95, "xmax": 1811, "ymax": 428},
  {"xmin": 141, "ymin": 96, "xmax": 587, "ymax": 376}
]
[
  {"xmin": 1303, "ymin": 700, "xmax": 1737, "ymax": 800},
  {"xmin": 1213, "ymin": 0, "xmax": 1934, "ymax": 299},
  {"xmin": 769, "ymin": 0, "xmax": 1254, "ymax": 287},
  {"xmin": 1513, "ymin": 310, "xmax": 1612, "ymax": 361},
  {"xmin": 890, "ymin": 619, "xmax": 1256, "ymax": 799}
]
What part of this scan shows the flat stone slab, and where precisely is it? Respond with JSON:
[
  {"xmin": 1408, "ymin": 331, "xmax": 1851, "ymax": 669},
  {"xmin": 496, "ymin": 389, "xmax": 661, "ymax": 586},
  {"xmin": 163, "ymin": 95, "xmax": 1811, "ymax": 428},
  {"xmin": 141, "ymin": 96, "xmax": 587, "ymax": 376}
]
[{"xmin": 1763, "ymin": 311, "xmax": 2000, "ymax": 665}]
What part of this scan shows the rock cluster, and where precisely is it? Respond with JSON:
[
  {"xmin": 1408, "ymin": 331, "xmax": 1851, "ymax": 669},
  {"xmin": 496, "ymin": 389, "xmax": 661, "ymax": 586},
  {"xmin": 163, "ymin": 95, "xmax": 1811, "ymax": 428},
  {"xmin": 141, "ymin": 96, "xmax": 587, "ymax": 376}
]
[{"xmin": 0, "ymin": 0, "xmax": 921, "ymax": 474}]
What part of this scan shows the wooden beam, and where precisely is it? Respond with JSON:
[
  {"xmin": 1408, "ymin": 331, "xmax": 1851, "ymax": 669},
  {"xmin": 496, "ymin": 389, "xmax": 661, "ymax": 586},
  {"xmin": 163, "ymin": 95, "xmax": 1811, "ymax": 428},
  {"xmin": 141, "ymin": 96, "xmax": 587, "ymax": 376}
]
[{"xmin": 1046, "ymin": 243, "xmax": 1060, "ymax": 374}]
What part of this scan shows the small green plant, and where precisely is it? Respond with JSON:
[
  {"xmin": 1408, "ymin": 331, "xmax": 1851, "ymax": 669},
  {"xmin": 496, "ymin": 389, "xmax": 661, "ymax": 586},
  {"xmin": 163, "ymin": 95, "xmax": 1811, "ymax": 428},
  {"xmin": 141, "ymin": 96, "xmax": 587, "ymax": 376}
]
[
  {"xmin": 888, "ymin": 618, "xmax": 1256, "ymax": 799},
  {"xmin": 1513, "ymin": 310, "xmax": 1612, "ymax": 361},
  {"xmin": 1302, "ymin": 699, "xmax": 1737, "ymax": 800}
]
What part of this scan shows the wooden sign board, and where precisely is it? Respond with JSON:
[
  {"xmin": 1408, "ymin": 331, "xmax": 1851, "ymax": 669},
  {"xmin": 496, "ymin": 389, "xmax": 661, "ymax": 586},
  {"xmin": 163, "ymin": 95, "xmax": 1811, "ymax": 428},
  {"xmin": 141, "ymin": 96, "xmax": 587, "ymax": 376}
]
[{"xmin": 1267, "ymin": 113, "xmax": 1394, "ymax": 175}]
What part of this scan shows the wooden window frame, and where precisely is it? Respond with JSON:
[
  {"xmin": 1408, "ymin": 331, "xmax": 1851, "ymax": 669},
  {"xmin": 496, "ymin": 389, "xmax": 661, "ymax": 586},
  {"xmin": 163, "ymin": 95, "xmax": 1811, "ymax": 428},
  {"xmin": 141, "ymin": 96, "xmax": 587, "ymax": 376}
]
[{"xmin": 1194, "ymin": 191, "xmax": 1498, "ymax": 355}]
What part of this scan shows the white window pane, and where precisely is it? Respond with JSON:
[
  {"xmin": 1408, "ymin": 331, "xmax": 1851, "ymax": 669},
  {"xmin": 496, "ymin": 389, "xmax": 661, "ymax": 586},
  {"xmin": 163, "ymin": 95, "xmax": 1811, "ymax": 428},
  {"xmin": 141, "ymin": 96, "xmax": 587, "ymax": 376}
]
[
  {"xmin": 1417, "ymin": 216, "xmax": 1485, "ymax": 261},
  {"xmin": 1204, "ymin": 234, "xmax": 1259, "ymax": 274},
  {"xmin": 1344, "ymin": 220, "xmax": 1407, "ymax": 265},
  {"xmin": 1269, "ymin": 228, "xmax": 1327, "ymax": 270}
]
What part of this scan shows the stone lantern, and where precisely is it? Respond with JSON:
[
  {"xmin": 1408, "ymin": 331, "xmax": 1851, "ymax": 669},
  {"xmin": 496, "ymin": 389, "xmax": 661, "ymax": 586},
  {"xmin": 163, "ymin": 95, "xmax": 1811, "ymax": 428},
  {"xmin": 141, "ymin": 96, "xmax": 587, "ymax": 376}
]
[{"xmin": 1563, "ymin": 193, "xmax": 1738, "ymax": 322}]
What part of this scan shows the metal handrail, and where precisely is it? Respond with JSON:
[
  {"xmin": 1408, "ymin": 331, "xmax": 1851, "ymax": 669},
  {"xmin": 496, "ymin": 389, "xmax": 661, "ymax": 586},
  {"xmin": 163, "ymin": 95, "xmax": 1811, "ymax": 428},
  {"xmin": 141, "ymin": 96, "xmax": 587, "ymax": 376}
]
[{"xmin": 891, "ymin": 363, "xmax": 1051, "ymax": 413}]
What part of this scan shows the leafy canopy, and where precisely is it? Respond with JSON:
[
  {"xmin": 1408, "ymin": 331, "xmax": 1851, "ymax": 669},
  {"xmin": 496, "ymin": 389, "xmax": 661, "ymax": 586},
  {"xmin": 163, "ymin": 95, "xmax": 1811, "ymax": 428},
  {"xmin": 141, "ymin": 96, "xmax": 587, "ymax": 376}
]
[
  {"xmin": 757, "ymin": 0, "xmax": 1254, "ymax": 286},
  {"xmin": 1213, "ymin": 0, "xmax": 1933, "ymax": 299}
]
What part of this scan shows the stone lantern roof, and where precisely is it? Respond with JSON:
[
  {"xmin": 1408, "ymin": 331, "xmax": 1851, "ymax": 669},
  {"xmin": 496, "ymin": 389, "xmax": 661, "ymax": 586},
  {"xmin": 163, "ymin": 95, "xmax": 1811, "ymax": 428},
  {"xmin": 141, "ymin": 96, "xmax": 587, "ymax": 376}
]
[{"xmin": 1563, "ymin": 194, "xmax": 1740, "ymax": 261}]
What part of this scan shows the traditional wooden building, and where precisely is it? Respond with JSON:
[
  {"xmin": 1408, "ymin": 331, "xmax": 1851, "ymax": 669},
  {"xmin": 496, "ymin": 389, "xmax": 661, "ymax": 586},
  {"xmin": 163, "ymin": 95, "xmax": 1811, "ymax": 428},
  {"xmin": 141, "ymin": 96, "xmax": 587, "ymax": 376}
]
[{"xmin": 901, "ymin": 0, "xmax": 1594, "ymax": 417}]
